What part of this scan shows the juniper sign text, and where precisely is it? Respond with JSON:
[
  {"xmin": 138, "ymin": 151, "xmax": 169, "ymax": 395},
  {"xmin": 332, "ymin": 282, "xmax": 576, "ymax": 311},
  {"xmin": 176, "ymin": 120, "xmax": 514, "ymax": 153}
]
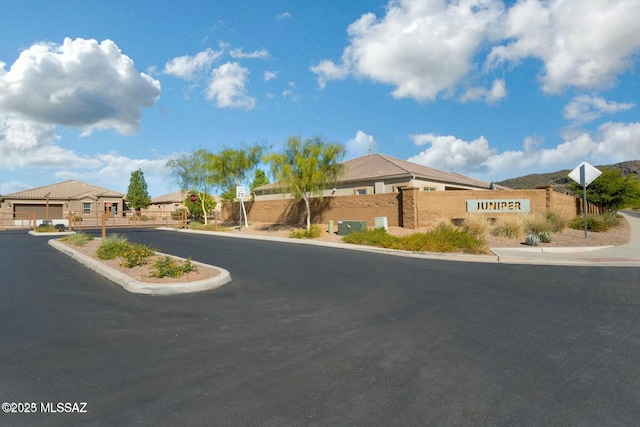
[{"xmin": 467, "ymin": 199, "xmax": 530, "ymax": 213}]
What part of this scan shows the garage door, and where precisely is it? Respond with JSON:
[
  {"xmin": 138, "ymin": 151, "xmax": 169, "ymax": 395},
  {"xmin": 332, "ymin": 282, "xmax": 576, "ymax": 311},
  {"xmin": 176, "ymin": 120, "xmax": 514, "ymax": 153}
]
[{"xmin": 14, "ymin": 204, "xmax": 64, "ymax": 219}]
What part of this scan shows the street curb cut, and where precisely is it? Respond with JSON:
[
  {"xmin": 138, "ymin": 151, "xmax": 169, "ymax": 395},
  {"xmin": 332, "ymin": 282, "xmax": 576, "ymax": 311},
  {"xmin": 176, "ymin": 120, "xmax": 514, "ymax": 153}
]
[{"xmin": 48, "ymin": 239, "xmax": 232, "ymax": 295}]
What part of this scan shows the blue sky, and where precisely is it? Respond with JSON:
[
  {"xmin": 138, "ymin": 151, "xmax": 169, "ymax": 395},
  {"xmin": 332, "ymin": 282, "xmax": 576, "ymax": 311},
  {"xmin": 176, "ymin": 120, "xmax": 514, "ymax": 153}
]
[{"xmin": 1, "ymin": 0, "xmax": 639, "ymax": 197}]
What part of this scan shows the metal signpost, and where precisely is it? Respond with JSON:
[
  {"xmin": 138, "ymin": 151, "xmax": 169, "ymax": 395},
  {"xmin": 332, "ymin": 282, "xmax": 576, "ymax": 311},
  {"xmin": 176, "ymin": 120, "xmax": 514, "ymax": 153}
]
[{"xmin": 568, "ymin": 161, "xmax": 602, "ymax": 239}]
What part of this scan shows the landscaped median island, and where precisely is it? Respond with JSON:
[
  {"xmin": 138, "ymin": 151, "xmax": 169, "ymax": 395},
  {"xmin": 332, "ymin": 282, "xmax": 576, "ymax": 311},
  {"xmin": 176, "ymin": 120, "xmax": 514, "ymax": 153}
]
[{"xmin": 48, "ymin": 232, "xmax": 231, "ymax": 295}]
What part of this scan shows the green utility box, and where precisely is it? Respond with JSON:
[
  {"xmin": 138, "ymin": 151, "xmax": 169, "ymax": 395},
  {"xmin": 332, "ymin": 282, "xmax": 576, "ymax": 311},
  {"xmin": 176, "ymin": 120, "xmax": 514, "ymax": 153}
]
[{"xmin": 337, "ymin": 220, "xmax": 368, "ymax": 236}]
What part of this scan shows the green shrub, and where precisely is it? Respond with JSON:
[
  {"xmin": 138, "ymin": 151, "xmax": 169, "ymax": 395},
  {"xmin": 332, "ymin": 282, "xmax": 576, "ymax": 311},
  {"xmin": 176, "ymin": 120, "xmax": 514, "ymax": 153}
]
[
  {"xmin": 119, "ymin": 243, "xmax": 155, "ymax": 268},
  {"xmin": 35, "ymin": 224, "xmax": 58, "ymax": 232},
  {"xmin": 491, "ymin": 216, "xmax": 524, "ymax": 239},
  {"xmin": 289, "ymin": 224, "xmax": 322, "ymax": 239},
  {"xmin": 188, "ymin": 221, "xmax": 220, "ymax": 231},
  {"xmin": 62, "ymin": 232, "xmax": 93, "ymax": 246},
  {"xmin": 569, "ymin": 215, "xmax": 612, "ymax": 232},
  {"xmin": 150, "ymin": 256, "xmax": 198, "ymax": 278},
  {"xmin": 96, "ymin": 234, "xmax": 130, "ymax": 260}
]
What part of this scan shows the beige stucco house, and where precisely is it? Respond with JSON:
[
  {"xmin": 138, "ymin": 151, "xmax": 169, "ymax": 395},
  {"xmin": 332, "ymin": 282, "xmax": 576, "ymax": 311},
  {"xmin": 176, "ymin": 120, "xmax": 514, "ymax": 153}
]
[
  {"xmin": 254, "ymin": 153, "xmax": 500, "ymax": 201},
  {"xmin": 0, "ymin": 180, "xmax": 125, "ymax": 224}
]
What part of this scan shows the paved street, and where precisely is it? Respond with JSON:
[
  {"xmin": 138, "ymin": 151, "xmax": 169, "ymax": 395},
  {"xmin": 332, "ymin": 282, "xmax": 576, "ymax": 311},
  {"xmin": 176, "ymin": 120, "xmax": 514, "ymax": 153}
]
[{"xmin": 1, "ymin": 229, "xmax": 640, "ymax": 426}]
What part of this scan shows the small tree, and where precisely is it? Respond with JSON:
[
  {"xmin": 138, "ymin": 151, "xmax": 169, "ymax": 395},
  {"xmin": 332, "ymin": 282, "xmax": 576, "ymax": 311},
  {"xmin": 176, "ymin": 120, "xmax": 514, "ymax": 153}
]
[
  {"xmin": 183, "ymin": 192, "xmax": 216, "ymax": 222},
  {"xmin": 250, "ymin": 168, "xmax": 270, "ymax": 200},
  {"xmin": 570, "ymin": 168, "xmax": 640, "ymax": 215},
  {"xmin": 166, "ymin": 149, "xmax": 216, "ymax": 225},
  {"xmin": 126, "ymin": 169, "xmax": 151, "ymax": 211},
  {"xmin": 265, "ymin": 136, "xmax": 346, "ymax": 230}
]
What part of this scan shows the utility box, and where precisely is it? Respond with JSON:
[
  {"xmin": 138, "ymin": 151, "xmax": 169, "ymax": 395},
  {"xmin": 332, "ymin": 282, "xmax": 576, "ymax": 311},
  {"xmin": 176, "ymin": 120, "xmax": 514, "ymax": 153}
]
[
  {"xmin": 337, "ymin": 220, "xmax": 368, "ymax": 236},
  {"xmin": 374, "ymin": 216, "xmax": 388, "ymax": 231}
]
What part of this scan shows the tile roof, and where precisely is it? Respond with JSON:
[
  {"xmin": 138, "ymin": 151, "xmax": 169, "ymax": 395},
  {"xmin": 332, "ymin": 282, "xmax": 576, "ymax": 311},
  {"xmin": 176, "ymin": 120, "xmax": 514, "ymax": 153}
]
[
  {"xmin": 255, "ymin": 153, "xmax": 491, "ymax": 191},
  {"xmin": 151, "ymin": 190, "xmax": 188, "ymax": 204},
  {"xmin": 2, "ymin": 180, "xmax": 124, "ymax": 200}
]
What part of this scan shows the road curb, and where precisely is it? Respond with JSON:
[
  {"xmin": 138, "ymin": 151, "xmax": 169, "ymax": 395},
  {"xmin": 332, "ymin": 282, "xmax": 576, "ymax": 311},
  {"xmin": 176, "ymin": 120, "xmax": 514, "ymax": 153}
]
[{"xmin": 48, "ymin": 239, "xmax": 232, "ymax": 295}]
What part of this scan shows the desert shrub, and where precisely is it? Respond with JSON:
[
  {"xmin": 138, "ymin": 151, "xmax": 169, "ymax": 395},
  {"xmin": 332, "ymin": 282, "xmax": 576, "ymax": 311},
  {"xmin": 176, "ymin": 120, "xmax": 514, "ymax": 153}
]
[
  {"xmin": 523, "ymin": 214, "xmax": 550, "ymax": 235},
  {"xmin": 96, "ymin": 234, "xmax": 130, "ymax": 260},
  {"xmin": 342, "ymin": 228, "xmax": 399, "ymax": 248},
  {"xmin": 188, "ymin": 221, "xmax": 221, "ymax": 231},
  {"xmin": 119, "ymin": 243, "xmax": 155, "ymax": 268},
  {"xmin": 35, "ymin": 224, "xmax": 58, "ymax": 232},
  {"xmin": 342, "ymin": 227, "xmax": 487, "ymax": 254},
  {"xmin": 150, "ymin": 256, "xmax": 198, "ymax": 278},
  {"xmin": 289, "ymin": 224, "xmax": 322, "ymax": 239},
  {"xmin": 62, "ymin": 232, "xmax": 93, "ymax": 246},
  {"xmin": 491, "ymin": 216, "xmax": 524, "ymax": 239},
  {"xmin": 462, "ymin": 216, "xmax": 489, "ymax": 238},
  {"xmin": 568, "ymin": 215, "xmax": 614, "ymax": 232},
  {"xmin": 398, "ymin": 227, "xmax": 487, "ymax": 254},
  {"xmin": 544, "ymin": 209, "xmax": 568, "ymax": 232}
]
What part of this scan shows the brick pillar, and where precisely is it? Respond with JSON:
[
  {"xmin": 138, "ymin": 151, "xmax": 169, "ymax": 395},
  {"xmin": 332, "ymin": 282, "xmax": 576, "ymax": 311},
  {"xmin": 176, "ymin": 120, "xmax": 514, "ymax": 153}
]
[{"xmin": 402, "ymin": 188, "xmax": 419, "ymax": 229}]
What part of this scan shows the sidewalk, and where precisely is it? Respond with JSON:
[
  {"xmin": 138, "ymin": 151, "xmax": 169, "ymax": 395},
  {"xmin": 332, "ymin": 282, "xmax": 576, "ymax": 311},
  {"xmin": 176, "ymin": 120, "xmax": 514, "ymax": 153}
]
[{"xmin": 490, "ymin": 212, "xmax": 640, "ymax": 267}]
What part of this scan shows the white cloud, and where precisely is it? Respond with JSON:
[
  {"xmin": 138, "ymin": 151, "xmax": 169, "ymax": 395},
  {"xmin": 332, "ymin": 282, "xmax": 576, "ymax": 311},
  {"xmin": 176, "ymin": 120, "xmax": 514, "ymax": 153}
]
[
  {"xmin": 310, "ymin": 60, "xmax": 349, "ymax": 89},
  {"xmin": 264, "ymin": 70, "xmax": 278, "ymax": 81},
  {"xmin": 230, "ymin": 48, "xmax": 269, "ymax": 59},
  {"xmin": 409, "ymin": 133, "xmax": 495, "ymax": 173},
  {"xmin": 347, "ymin": 130, "xmax": 378, "ymax": 157},
  {"xmin": 461, "ymin": 79, "xmax": 507, "ymax": 103},
  {"xmin": 276, "ymin": 12, "xmax": 292, "ymax": 20},
  {"xmin": 0, "ymin": 181, "xmax": 30, "ymax": 194},
  {"xmin": 0, "ymin": 114, "xmax": 101, "ymax": 170},
  {"xmin": 312, "ymin": 0, "xmax": 503, "ymax": 100},
  {"xmin": 163, "ymin": 48, "xmax": 222, "ymax": 80},
  {"xmin": 486, "ymin": 0, "xmax": 640, "ymax": 93},
  {"xmin": 408, "ymin": 122, "xmax": 640, "ymax": 181},
  {"xmin": 564, "ymin": 95, "xmax": 635, "ymax": 126},
  {"xmin": 0, "ymin": 37, "xmax": 160, "ymax": 136},
  {"xmin": 206, "ymin": 62, "xmax": 256, "ymax": 110}
]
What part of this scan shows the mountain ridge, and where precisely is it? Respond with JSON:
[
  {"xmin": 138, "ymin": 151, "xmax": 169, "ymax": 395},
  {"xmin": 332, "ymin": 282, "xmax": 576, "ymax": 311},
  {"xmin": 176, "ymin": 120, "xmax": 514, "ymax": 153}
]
[{"xmin": 496, "ymin": 160, "xmax": 640, "ymax": 193}]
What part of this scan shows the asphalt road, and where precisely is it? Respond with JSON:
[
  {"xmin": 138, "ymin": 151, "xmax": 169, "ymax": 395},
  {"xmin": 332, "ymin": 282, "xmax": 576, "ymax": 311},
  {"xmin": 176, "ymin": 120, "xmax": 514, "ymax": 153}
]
[{"xmin": 1, "ymin": 229, "xmax": 640, "ymax": 426}]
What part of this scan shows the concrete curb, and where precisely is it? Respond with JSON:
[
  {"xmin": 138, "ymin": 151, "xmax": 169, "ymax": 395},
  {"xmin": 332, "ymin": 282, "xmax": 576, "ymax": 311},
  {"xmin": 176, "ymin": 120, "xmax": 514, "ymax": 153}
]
[
  {"xmin": 29, "ymin": 231, "xmax": 76, "ymax": 237},
  {"xmin": 48, "ymin": 239, "xmax": 232, "ymax": 296}
]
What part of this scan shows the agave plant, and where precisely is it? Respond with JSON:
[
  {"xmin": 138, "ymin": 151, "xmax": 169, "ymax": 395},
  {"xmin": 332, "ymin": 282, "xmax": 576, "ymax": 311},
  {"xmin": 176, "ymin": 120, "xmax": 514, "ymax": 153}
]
[
  {"xmin": 525, "ymin": 233, "xmax": 541, "ymax": 246},
  {"xmin": 538, "ymin": 231, "xmax": 552, "ymax": 243}
]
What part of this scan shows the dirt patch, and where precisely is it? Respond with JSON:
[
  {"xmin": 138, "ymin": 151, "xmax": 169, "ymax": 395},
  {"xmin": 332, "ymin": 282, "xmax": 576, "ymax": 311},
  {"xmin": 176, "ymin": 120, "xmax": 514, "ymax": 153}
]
[{"xmin": 59, "ymin": 239, "xmax": 220, "ymax": 284}]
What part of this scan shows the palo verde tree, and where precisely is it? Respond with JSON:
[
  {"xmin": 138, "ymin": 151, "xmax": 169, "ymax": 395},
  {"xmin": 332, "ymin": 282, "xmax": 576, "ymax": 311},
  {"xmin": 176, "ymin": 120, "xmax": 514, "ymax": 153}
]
[
  {"xmin": 569, "ymin": 167, "xmax": 640, "ymax": 215},
  {"xmin": 182, "ymin": 192, "xmax": 216, "ymax": 222},
  {"xmin": 126, "ymin": 169, "xmax": 151, "ymax": 211},
  {"xmin": 265, "ymin": 136, "xmax": 346, "ymax": 230},
  {"xmin": 210, "ymin": 143, "xmax": 265, "ymax": 226},
  {"xmin": 166, "ymin": 149, "xmax": 216, "ymax": 225}
]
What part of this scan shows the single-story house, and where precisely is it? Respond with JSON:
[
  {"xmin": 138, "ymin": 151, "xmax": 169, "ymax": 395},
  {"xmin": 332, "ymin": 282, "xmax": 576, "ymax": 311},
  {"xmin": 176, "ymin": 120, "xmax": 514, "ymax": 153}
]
[
  {"xmin": 0, "ymin": 180, "xmax": 125, "ymax": 223},
  {"xmin": 253, "ymin": 153, "xmax": 503, "ymax": 201},
  {"xmin": 148, "ymin": 190, "xmax": 189, "ymax": 213}
]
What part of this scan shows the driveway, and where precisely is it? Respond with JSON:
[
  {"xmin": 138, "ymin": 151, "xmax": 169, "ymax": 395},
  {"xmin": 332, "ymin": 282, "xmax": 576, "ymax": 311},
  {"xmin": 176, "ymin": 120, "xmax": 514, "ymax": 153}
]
[{"xmin": 1, "ymin": 230, "xmax": 640, "ymax": 425}]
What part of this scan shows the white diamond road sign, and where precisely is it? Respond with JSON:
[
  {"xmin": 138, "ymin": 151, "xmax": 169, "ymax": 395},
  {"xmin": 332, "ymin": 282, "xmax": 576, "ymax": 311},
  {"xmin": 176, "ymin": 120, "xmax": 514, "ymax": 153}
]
[{"xmin": 568, "ymin": 162, "xmax": 601, "ymax": 187}]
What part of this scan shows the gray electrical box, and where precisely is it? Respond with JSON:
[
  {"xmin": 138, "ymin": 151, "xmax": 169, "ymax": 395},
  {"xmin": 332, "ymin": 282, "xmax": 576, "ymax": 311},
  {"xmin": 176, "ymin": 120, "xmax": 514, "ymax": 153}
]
[
  {"xmin": 337, "ymin": 220, "xmax": 368, "ymax": 236},
  {"xmin": 374, "ymin": 216, "xmax": 388, "ymax": 230}
]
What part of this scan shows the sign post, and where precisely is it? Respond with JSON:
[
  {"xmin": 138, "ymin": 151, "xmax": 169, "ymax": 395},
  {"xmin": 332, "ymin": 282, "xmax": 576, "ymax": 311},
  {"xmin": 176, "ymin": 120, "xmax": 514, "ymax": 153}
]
[{"xmin": 568, "ymin": 162, "xmax": 602, "ymax": 239}]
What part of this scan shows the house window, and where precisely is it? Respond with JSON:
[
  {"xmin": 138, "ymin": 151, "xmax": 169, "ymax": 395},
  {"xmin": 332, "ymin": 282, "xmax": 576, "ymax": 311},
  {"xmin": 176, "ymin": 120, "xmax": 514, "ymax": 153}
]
[
  {"xmin": 354, "ymin": 187, "xmax": 368, "ymax": 195},
  {"xmin": 422, "ymin": 187, "xmax": 437, "ymax": 192},
  {"xmin": 83, "ymin": 203, "xmax": 91, "ymax": 213}
]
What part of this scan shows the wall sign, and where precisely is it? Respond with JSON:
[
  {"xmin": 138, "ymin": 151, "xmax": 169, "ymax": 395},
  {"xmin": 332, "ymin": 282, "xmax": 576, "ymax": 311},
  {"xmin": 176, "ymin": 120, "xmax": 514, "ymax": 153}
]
[{"xmin": 467, "ymin": 199, "xmax": 530, "ymax": 213}]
